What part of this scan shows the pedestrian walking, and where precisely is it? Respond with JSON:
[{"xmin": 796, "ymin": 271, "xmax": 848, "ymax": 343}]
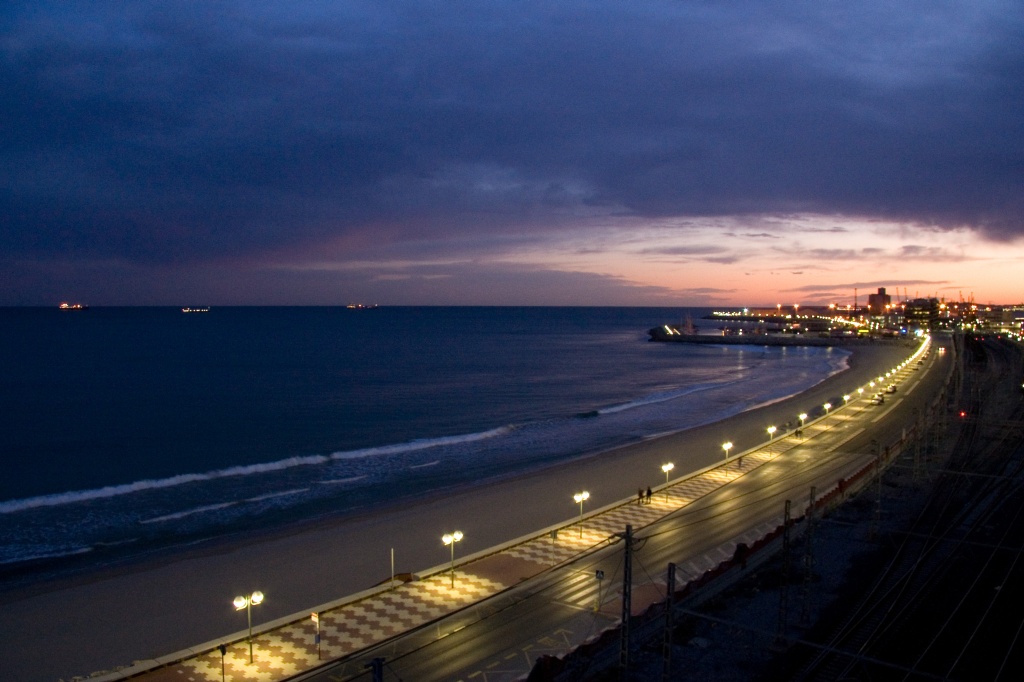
[
  {"xmin": 637, "ymin": 488, "xmax": 643, "ymax": 505},
  {"xmin": 645, "ymin": 486, "xmax": 652, "ymax": 504}
]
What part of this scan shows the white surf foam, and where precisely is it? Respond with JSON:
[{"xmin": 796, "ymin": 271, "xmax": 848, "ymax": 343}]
[{"xmin": 0, "ymin": 425, "xmax": 512, "ymax": 515}]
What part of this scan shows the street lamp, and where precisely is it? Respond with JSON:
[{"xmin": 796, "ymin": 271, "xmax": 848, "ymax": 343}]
[
  {"xmin": 722, "ymin": 441, "xmax": 733, "ymax": 459},
  {"xmin": 661, "ymin": 463, "xmax": 674, "ymax": 500},
  {"xmin": 823, "ymin": 402, "xmax": 831, "ymax": 415},
  {"xmin": 767, "ymin": 425, "xmax": 777, "ymax": 441},
  {"xmin": 233, "ymin": 590, "xmax": 264, "ymax": 664},
  {"xmin": 573, "ymin": 491, "xmax": 590, "ymax": 538},
  {"xmin": 442, "ymin": 531, "xmax": 464, "ymax": 588}
]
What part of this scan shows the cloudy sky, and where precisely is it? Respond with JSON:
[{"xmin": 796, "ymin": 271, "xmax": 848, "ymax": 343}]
[{"xmin": 2, "ymin": 1, "xmax": 1022, "ymax": 306}]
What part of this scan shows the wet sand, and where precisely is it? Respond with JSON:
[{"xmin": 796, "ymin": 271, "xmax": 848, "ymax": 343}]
[{"xmin": 0, "ymin": 341, "xmax": 917, "ymax": 682}]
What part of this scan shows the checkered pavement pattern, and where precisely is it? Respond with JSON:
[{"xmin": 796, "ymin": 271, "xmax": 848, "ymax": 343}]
[
  {"xmin": 130, "ymin": 437, "xmax": 793, "ymax": 682},
  {"xmin": 144, "ymin": 572, "xmax": 506, "ymax": 682}
]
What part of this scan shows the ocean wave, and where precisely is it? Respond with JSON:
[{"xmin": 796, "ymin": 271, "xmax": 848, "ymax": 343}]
[
  {"xmin": 320, "ymin": 475, "xmax": 368, "ymax": 485},
  {"xmin": 328, "ymin": 426, "xmax": 512, "ymax": 460},
  {"xmin": 0, "ymin": 454, "xmax": 331, "ymax": 514},
  {"xmin": 246, "ymin": 488, "xmax": 309, "ymax": 503},
  {"xmin": 141, "ymin": 502, "xmax": 237, "ymax": 524},
  {"xmin": 596, "ymin": 382, "xmax": 724, "ymax": 415},
  {"xmin": 140, "ymin": 488, "xmax": 309, "ymax": 524},
  {"xmin": 0, "ymin": 544, "xmax": 93, "ymax": 566},
  {"xmin": 409, "ymin": 460, "xmax": 440, "ymax": 469},
  {"xmin": 0, "ymin": 426, "xmax": 515, "ymax": 515}
]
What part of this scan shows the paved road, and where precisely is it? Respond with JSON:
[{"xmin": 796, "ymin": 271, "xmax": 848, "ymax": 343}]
[{"xmin": 291, "ymin": 338, "xmax": 950, "ymax": 682}]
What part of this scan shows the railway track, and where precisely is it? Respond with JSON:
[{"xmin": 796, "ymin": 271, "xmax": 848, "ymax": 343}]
[{"xmin": 790, "ymin": 335, "xmax": 1024, "ymax": 681}]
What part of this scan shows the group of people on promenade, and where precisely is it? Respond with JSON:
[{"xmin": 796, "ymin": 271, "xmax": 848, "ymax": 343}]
[{"xmin": 637, "ymin": 486, "xmax": 653, "ymax": 504}]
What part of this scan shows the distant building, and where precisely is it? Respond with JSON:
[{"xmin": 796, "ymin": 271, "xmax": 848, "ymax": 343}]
[
  {"xmin": 867, "ymin": 288, "xmax": 891, "ymax": 316},
  {"xmin": 905, "ymin": 298, "xmax": 940, "ymax": 331}
]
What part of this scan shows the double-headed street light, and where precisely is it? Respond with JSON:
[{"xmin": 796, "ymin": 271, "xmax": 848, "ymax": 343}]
[
  {"xmin": 442, "ymin": 531, "xmax": 464, "ymax": 588},
  {"xmin": 233, "ymin": 590, "xmax": 264, "ymax": 664},
  {"xmin": 573, "ymin": 491, "xmax": 590, "ymax": 538}
]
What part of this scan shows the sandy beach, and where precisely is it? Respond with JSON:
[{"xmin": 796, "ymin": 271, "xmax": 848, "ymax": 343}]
[{"xmin": 0, "ymin": 341, "xmax": 917, "ymax": 682}]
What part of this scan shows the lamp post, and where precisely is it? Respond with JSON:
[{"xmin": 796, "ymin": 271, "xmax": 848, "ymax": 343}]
[
  {"xmin": 766, "ymin": 425, "xmax": 776, "ymax": 453},
  {"xmin": 442, "ymin": 531, "xmax": 464, "ymax": 588},
  {"xmin": 233, "ymin": 590, "xmax": 264, "ymax": 664},
  {"xmin": 661, "ymin": 463, "xmax": 674, "ymax": 500},
  {"xmin": 798, "ymin": 412, "xmax": 807, "ymax": 437},
  {"xmin": 573, "ymin": 491, "xmax": 590, "ymax": 538},
  {"xmin": 722, "ymin": 441, "xmax": 733, "ymax": 460}
]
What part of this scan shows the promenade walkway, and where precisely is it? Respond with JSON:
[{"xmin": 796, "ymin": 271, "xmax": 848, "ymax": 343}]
[
  {"xmin": 91, "ymin": 339, "xmax": 938, "ymax": 682},
  {"xmin": 113, "ymin": 436, "xmax": 806, "ymax": 682}
]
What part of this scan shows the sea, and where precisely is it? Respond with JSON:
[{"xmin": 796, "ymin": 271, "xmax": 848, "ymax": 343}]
[{"xmin": 0, "ymin": 306, "xmax": 849, "ymax": 577}]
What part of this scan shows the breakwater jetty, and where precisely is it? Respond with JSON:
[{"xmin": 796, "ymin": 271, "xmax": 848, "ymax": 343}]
[{"xmin": 648, "ymin": 325, "xmax": 915, "ymax": 348}]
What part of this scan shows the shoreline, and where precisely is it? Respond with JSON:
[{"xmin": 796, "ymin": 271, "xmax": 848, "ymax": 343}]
[
  {"xmin": 0, "ymin": 342, "xmax": 855, "ymax": 595},
  {"xmin": 0, "ymin": 340, "xmax": 856, "ymax": 589},
  {"xmin": 0, "ymin": 341, "xmax": 916, "ymax": 682}
]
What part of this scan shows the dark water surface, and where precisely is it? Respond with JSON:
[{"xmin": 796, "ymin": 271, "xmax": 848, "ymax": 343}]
[{"xmin": 0, "ymin": 306, "xmax": 848, "ymax": 570}]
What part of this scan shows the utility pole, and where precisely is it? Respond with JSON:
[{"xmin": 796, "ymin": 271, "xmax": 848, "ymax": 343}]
[
  {"xmin": 800, "ymin": 486, "xmax": 817, "ymax": 625},
  {"xmin": 869, "ymin": 440, "xmax": 882, "ymax": 539},
  {"xmin": 917, "ymin": 405, "xmax": 925, "ymax": 481},
  {"xmin": 619, "ymin": 524, "xmax": 633, "ymax": 679},
  {"xmin": 775, "ymin": 500, "xmax": 792, "ymax": 645},
  {"xmin": 662, "ymin": 562, "xmax": 676, "ymax": 682}
]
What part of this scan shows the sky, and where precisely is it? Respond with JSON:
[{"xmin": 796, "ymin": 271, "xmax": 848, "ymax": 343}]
[{"xmin": 2, "ymin": 1, "xmax": 1023, "ymax": 307}]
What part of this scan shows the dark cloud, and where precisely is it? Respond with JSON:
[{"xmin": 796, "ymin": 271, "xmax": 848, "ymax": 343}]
[
  {"xmin": 786, "ymin": 279, "xmax": 949, "ymax": 295},
  {"xmin": 639, "ymin": 245, "xmax": 729, "ymax": 257},
  {"xmin": 805, "ymin": 227, "xmax": 849, "ymax": 234},
  {"xmin": 1, "ymin": 1, "xmax": 1021, "ymax": 297}
]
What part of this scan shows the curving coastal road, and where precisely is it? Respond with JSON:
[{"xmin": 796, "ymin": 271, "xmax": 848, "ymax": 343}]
[{"xmin": 294, "ymin": 338, "xmax": 949, "ymax": 681}]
